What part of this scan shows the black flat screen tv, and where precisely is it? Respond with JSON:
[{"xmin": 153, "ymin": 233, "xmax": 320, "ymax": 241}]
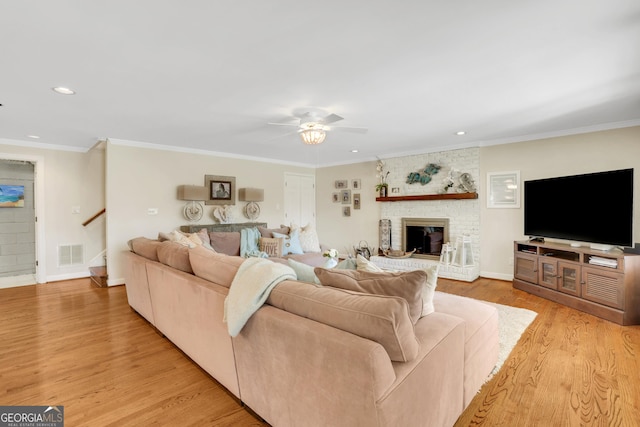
[{"xmin": 524, "ymin": 168, "xmax": 634, "ymax": 247}]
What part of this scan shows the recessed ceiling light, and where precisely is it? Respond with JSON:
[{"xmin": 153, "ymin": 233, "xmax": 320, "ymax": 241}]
[
  {"xmin": 351, "ymin": 149, "xmax": 359, "ymax": 153},
  {"xmin": 52, "ymin": 87, "xmax": 76, "ymax": 95},
  {"xmin": 455, "ymin": 131, "xmax": 466, "ymax": 136},
  {"xmin": 26, "ymin": 135, "xmax": 40, "ymax": 139}
]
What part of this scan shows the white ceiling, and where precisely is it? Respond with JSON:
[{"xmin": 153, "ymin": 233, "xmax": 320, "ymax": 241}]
[{"xmin": 1, "ymin": 1, "xmax": 639, "ymax": 166}]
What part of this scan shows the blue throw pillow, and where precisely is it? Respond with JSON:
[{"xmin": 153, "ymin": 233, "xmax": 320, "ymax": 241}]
[
  {"xmin": 287, "ymin": 259, "xmax": 320, "ymax": 284},
  {"xmin": 273, "ymin": 229, "xmax": 304, "ymax": 255}
]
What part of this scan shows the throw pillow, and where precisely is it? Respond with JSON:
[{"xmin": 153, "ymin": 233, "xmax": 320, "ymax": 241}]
[
  {"xmin": 257, "ymin": 225, "xmax": 290, "ymax": 238},
  {"xmin": 335, "ymin": 257, "xmax": 357, "ymax": 270},
  {"xmin": 127, "ymin": 237, "xmax": 162, "ymax": 261},
  {"xmin": 157, "ymin": 241, "xmax": 193, "ymax": 273},
  {"xmin": 420, "ymin": 264, "xmax": 439, "ymax": 317},
  {"xmin": 355, "ymin": 254, "xmax": 384, "ymax": 272},
  {"xmin": 287, "ymin": 258, "xmax": 320, "ymax": 284},
  {"xmin": 209, "ymin": 231, "xmax": 241, "ymax": 256},
  {"xmin": 267, "ymin": 280, "xmax": 419, "ymax": 362},
  {"xmin": 291, "ymin": 223, "xmax": 322, "ymax": 253},
  {"xmin": 259, "ymin": 237, "xmax": 283, "ymax": 258},
  {"xmin": 195, "ymin": 228, "xmax": 215, "ymax": 251},
  {"xmin": 314, "ymin": 268, "xmax": 427, "ymax": 325},
  {"xmin": 272, "ymin": 229, "xmax": 304, "ymax": 255}
]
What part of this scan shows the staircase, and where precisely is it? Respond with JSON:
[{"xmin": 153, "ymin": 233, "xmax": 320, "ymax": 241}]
[
  {"xmin": 89, "ymin": 266, "xmax": 108, "ymax": 287},
  {"xmin": 83, "ymin": 208, "xmax": 108, "ymax": 288}
]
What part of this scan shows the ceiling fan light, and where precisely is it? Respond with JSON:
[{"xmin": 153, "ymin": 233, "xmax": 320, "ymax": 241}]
[{"xmin": 300, "ymin": 129, "xmax": 326, "ymax": 145}]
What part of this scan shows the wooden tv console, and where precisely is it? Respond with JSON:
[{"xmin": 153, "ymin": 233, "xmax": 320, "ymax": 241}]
[{"xmin": 513, "ymin": 240, "xmax": 640, "ymax": 325}]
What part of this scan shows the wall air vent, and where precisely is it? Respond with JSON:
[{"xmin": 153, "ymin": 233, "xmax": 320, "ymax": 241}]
[{"xmin": 58, "ymin": 244, "xmax": 84, "ymax": 267}]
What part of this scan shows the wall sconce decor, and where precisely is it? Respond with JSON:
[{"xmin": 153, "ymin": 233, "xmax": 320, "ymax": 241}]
[
  {"xmin": 238, "ymin": 188, "xmax": 264, "ymax": 221},
  {"xmin": 177, "ymin": 185, "xmax": 208, "ymax": 221}
]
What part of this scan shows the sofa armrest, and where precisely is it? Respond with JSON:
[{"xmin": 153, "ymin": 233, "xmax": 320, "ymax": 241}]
[{"xmin": 233, "ymin": 305, "xmax": 396, "ymax": 427}]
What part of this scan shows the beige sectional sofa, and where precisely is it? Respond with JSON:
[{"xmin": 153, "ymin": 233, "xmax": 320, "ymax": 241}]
[{"xmin": 123, "ymin": 235, "xmax": 499, "ymax": 427}]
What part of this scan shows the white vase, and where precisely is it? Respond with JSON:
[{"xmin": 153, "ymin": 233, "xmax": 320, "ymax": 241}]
[{"xmin": 323, "ymin": 257, "xmax": 338, "ymax": 269}]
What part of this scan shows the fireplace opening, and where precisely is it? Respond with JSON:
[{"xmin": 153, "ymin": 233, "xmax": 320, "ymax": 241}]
[{"xmin": 402, "ymin": 218, "xmax": 449, "ymax": 260}]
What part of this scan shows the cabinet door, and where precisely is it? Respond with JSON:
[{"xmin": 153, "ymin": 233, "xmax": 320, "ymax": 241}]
[
  {"xmin": 581, "ymin": 266, "xmax": 624, "ymax": 309},
  {"xmin": 538, "ymin": 259, "xmax": 558, "ymax": 289},
  {"xmin": 557, "ymin": 262, "xmax": 580, "ymax": 297},
  {"xmin": 515, "ymin": 253, "xmax": 538, "ymax": 283}
]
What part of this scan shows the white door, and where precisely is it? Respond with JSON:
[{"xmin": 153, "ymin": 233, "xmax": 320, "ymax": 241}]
[{"xmin": 284, "ymin": 173, "xmax": 315, "ymax": 226}]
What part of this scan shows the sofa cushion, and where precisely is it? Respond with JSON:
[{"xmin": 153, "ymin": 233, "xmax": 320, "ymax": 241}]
[
  {"xmin": 209, "ymin": 231, "xmax": 241, "ymax": 256},
  {"xmin": 291, "ymin": 223, "xmax": 322, "ymax": 253},
  {"xmin": 314, "ymin": 268, "xmax": 426, "ymax": 324},
  {"xmin": 355, "ymin": 254, "xmax": 384, "ymax": 272},
  {"xmin": 267, "ymin": 280, "xmax": 419, "ymax": 362},
  {"xmin": 127, "ymin": 237, "xmax": 162, "ymax": 261},
  {"xmin": 287, "ymin": 259, "xmax": 320, "ymax": 284},
  {"xmin": 257, "ymin": 225, "xmax": 290, "ymax": 238},
  {"xmin": 421, "ymin": 265, "xmax": 439, "ymax": 316},
  {"xmin": 189, "ymin": 245, "xmax": 245, "ymax": 288},
  {"xmin": 157, "ymin": 241, "xmax": 193, "ymax": 274},
  {"xmin": 259, "ymin": 237, "xmax": 283, "ymax": 258},
  {"xmin": 273, "ymin": 229, "xmax": 304, "ymax": 255}
]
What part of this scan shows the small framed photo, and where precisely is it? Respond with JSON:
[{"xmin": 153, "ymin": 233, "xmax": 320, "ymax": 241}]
[
  {"xmin": 335, "ymin": 179, "xmax": 348, "ymax": 189},
  {"xmin": 352, "ymin": 179, "xmax": 361, "ymax": 190},
  {"xmin": 205, "ymin": 175, "xmax": 236, "ymax": 205},
  {"xmin": 487, "ymin": 171, "xmax": 520, "ymax": 208},
  {"xmin": 343, "ymin": 206, "xmax": 351, "ymax": 217},
  {"xmin": 332, "ymin": 192, "xmax": 340, "ymax": 203},
  {"xmin": 341, "ymin": 189, "xmax": 351, "ymax": 204},
  {"xmin": 353, "ymin": 193, "xmax": 361, "ymax": 209}
]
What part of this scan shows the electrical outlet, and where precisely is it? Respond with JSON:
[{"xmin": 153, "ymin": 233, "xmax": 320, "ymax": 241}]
[
  {"xmin": 71, "ymin": 206, "xmax": 81, "ymax": 214},
  {"xmin": 507, "ymin": 257, "xmax": 514, "ymax": 266}
]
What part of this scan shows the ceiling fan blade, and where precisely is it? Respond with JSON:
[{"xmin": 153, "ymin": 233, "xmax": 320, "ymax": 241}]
[
  {"xmin": 329, "ymin": 125, "xmax": 368, "ymax": 134},
  {"xmin": 322, "ymin": 113, "xmax": 344, "ymax": 125},
  {"xmin": 267, "ymin": 122, "xmax": 300, "ymax": 127}
]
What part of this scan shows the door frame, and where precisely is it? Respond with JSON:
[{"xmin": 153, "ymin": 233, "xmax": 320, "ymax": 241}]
[{"xmin": 0, "ymin": 152, "xmax": 46, "ymax": 284}]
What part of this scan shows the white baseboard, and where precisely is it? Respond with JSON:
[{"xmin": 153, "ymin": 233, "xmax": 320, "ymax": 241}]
[{"xmin": 480, "ymin": 271, "xmax": 513, "ymax": 281}]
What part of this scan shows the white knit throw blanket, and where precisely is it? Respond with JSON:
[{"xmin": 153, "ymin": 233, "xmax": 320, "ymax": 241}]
[{"xmin": 224, "ymin": 257, "xmax": 296, "ymax": 337}]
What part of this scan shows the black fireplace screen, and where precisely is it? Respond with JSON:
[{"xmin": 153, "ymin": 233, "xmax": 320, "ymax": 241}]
[{"xmin": 405, "ymin": 226, "xmax": 444, "ymax": 256}]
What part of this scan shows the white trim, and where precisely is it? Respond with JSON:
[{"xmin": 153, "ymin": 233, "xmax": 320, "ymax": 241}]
[
  {"xmin": 0, "ymin": 274, "xmax": 37, "ymax": 289},
  {"xmin": 45, "ymin": 271, "xmax": 90, "ymax": 282},
  {"xmin": 107, "ymin": 277, "xmax": 125, "ymax": 287},
  {"xmin": 0, "ymin": 138, "xmax": 87, "ymax": 153},
  {"xmin": 480, "ymin": 271, "xmax": 514, "ymax": 281},
  {"xmin": 0, "ymin": 152, "xmax": 46, "ymax": 284}
]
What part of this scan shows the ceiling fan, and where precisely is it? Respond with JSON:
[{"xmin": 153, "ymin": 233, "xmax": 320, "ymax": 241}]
[{"xmin": 268, "ymin": 110, "xmax": 368, "ymax": 145}]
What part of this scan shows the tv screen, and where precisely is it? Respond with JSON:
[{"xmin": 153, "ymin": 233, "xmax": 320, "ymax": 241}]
[{"xmin": 524, "ymin": 168, "xmax": 634, "ymax": 247}]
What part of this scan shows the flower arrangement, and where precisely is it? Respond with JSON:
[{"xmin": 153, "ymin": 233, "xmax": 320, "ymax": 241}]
[{"xmin": 323, "ymin": 248, "xmax": 339, "ymax": 258}]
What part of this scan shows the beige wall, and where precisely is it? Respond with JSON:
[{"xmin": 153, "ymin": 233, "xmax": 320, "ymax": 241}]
[
  {"xmin": 106, "ymin": 140, "xmax": 314, "ymax": 284},
  {"xmin": 0, "ymin": 139, "xmax": 105, "ymax": 282},
  {"xmin": 315, "ymin": 161, "xmax": 380, "ymax": 255},
  {"xmin": 480, "ymin": 126, "xmax": 640, "ymax": 279}
]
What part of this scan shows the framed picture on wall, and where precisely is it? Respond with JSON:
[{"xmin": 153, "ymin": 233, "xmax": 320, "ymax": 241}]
[
  {"xmin": 332, "ymin": 192, "xmax": 340, "ymax": 203},
  {"xmin": 205, "ymin": 175, "xmax": 236, "ymax": 205},
  {"xmin": 341, "ymin": 189, "xmax": 351, "ymax": 204},
  {"xmin": 487, "ymin": 171, "xmax": 520, "ymax": 208},
  {"xmin": 0, "ymin": 184, "xmax": 24, "ymax": 208},
  {"xmin": 343, "ymin": 206, "xmax": 351, "ymax": 217},
  {"xmin": 335, "ymin": 180, "xmax": 348, "ymax": 189},
  {"xmin": 352, "ymin": 179, "xmax": 361, "ymax": 190},
  {"xmin": 353, "ymin": 193, "xmax": 361, "ymax": 209}
]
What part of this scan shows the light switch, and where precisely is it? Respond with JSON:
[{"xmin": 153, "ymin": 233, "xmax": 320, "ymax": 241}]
[
  {"xmin": 147, "ymin": 208, "xmax": 158, "ymax": 215},
  {"xmin": 72, "ymin": 206, "xmax": 81, "ymax": 214}
]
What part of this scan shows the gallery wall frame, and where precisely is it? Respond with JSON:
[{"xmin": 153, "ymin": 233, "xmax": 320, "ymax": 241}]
[
  {"xmin": 487, "ymin": 171, "xmax": 520, "ymax": 208},
  {"xmin": 205, "ymin": 175, "xmax": 236, "ymax": 205}
]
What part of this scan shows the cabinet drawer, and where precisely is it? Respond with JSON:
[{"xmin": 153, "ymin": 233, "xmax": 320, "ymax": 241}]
[{"xmin": 581, "ymin": 266, "xmax": 624, "ymax": 309}]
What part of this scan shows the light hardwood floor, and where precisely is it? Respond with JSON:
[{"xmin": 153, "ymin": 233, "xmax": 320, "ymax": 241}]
[{"xmin": 1, "ymin": 277, "xmax": 639, "ymax": 426}]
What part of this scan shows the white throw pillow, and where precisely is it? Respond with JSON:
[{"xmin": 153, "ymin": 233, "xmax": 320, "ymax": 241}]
[
  {"xmin": 290, "ymin": 223, "xmax": 322, "ymax": 253},
  {"xmin": 356, "ymin": 254, "xmax": 384, "ymax": 272},
  {"xmin": 420, "ymin": 264, "xmax": 439, "ymax": 317}
]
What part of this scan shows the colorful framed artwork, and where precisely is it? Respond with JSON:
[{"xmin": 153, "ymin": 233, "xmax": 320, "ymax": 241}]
[{"xmin": 0, "ymin": 185, "xmax": 24, "ymax": 208}]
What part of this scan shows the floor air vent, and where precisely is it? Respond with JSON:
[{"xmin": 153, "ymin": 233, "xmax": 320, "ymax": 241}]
[{"xmin": 58, "ymin": 244, "xmax": 84, "ymax": 266}]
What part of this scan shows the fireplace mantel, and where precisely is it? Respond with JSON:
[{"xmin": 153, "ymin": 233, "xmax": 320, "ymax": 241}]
[{"xmin": 376, "ymin": 192, "xmax": 478, "ymax": 202}]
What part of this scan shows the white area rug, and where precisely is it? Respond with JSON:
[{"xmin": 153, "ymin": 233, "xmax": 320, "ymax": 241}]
[{"xmin": 485, "ymin": 302, "xmax": 537, "ymax": 378}]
